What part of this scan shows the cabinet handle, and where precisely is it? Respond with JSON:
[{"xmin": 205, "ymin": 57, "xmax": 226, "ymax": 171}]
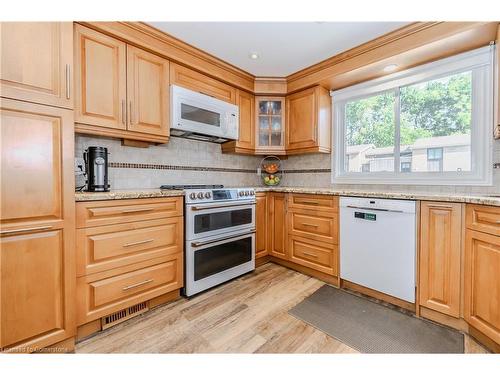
[
  {"xmin": 129, "ymin": 101, "xmax": 134, "ymax": 125},
  {"xmin": 1, "ymin": 225, "xmax": 53, "ymax": 235},
  {"xmin": 122, "ymin": 279, "xmax": 153, "ymax": 291},
  {"xmin": 296, "ymin": 200, "xmax": 320, "ymax": 205},
  {"xmin": 302, "ymin": 252, "xmax": 318, "ymax": 259},
  {"xmin": 121, "ymin": 208, "xmax": 154, "ymax": 214},
  {"xmin": 123, "ymin": 239, "xmax": 154, "ymax": 248},
  {"xmin": 121, "ymin": 100, "xmax": 126, "ymax": 125},
  {"xmin": 302, "ymin": 223, "xmax": 319, "ymax": 228},
  {"xmin": 65, "ymin": 64, "xmax": 71, "ymax": 99}
]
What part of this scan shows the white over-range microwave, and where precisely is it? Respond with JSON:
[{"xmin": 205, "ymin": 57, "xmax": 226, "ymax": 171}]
[{"xmin": 170, "ymin": 85, "xmax": 239, "ymax": 143}]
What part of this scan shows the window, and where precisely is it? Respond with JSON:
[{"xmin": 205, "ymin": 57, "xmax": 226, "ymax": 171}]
[
  {"xmin": 427, "ymin": 148, "xmax": 443, "ymax": 172},
  {"xmin": 332, "ymin": 46, "xmax": 493, "ymax": 185}
]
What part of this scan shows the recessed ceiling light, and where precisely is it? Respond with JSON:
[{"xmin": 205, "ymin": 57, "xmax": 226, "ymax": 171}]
[
  {"xmin": 249, "ymin": 52, "xmax": 260, "ymax": 60},
  {"xmin": 383, "ymin": 64, "xmax": 398, "ymax": 72}
]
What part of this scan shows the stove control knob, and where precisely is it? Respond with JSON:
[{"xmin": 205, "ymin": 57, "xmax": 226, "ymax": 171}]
[
  {"xmin": 197, "ymin": 192, "xmax": 204, "ymax": 199},
  {"xmin": 204, "ymin": 192, "xmax": 211, "ymax": 199},
  {"xmin": 239, "ymin": 191, "xmax": 245, "ymax": 197},
  {"xmin": 244, "ymin": 191, "xmax": 249, "ymax": 196},
  {"xmin": 189, "ymin": 192, "xmax": 197, "ymax": 200},
  {"xmin": 250, "ymin": 191, "xmax": 255, "ymax": 196}
]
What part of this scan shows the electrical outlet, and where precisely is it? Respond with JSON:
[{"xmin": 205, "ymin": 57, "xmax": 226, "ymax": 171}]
[{"xmin": 74, "ymin": 157, "xmax": 85, "ymax": 174}]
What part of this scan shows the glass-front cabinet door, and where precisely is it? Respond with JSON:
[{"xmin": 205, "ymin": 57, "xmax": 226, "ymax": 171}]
[{"xmin": 255, "ymin": 97, "xmax": 286, "ymax": 154}]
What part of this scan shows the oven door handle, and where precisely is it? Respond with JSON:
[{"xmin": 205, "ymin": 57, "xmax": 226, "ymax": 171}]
[
  {"xmin": 190, "ymin": 201, "xmax": 256, "ymax": 211},
  {"xmin": 191, "ymin": 230, "xmax": 256, "ymax": 247}
]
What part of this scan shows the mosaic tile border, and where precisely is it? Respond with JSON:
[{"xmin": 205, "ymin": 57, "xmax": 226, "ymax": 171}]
[{"xmin": 109, "ymin": 162, "xmax": 332, "ymax": 174}]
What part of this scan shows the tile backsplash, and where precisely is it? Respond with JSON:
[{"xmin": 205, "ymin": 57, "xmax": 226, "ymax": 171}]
[
  {"xmin": 76, "ymin": 134, "xmax": 500, "ymax": 194},
  {"xmin": 75, "ymin": 135, "xmax": 262, "ymax": 189}
]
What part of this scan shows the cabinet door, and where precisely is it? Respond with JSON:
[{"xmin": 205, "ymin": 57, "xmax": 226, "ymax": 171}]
[
  {"xmin": 127, "ymin": 46, "xmax": 169, "ymax": 137},
  {"xmin": 464, "ymin": 230, "xmax": 500, "ymax": 345},
  {"xmin": 268, "ymin": 193, "xmax": 287, "ymax": 259},
  {"xmin": 170, "ymin": 63, "xmax": 236, "ymax": 104},
  {"xmin": 0, "ymin": 22, "xmax": 73, "ymax": 109},
  {"xmin": 0, "ymin": 98, "xmax": 73, "ymax": 232},
  {"xmin": 255, "ymin": 193, "xmax": 268, "ymax": 258},
  {"xmin": 74, "ymin": 24, "xmax": 127, "ymax": 130},
  {"xmin": 419, "ymin": 202, "xmax": 462, "ymax": 317},
  {"xmin": 235, "ymin": 90, "xmax": 255, "ymax": 150},
  {"xmin": 0, "ymin": 229, "xmax": 75, "ymax": 350},
  {"xmin": 255, "ymin": 97, "xmax": 286, "ymax": 154},
  {"xmin": 285, "ymin": 86, "xmax": 331, "ymax": 154}
]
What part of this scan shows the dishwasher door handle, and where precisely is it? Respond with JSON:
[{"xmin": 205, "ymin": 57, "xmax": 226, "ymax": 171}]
[{"xmin": 346, "ymin": 205, "xmax": 404, "ymax": 213}]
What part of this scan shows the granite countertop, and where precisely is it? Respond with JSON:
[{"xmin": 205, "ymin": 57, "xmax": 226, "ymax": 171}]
[{"xmin": 75, "ymin": 187, "xmax": 500, "ymax": 207}]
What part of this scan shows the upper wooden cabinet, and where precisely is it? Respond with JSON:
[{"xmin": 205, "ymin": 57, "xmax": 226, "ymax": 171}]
[
  {"xmin": 419, "ymin": 202, "xmax": 462, "ymax": 318},
  {"xmin": 286, "ymin": 86, "xmax": 331, "ymax": 154},
  {"xmin": 74, "ymin": 24, "xmax": 127, "ymax": 130},
  {"xmin": 0, "ymin": 98, "xmax": 75, "ymax": 352},
  {"xmin": 74, "ymin": 25, "xmax": 169, "ymax": 143},
  {"xmin": 170, "ymin": 63, "xmax": 237, "ymax": 104},
  {"xmin": 0, "ymin": 22, "xmax": 73, "ymax": 109},
  {"xmin": 221, "ymin": 90, "xmax": 255, "ymax": 154},
  {"xmin": 127, "ymin": 46, "xmax": 170, "ymax": 137},
  {"xmin": 255, "ymin": 97, "xmax": 286, "ymax": 155}
]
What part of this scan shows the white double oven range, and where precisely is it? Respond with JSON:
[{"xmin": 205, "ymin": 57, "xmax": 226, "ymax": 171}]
[{"xmin": 161, "ymin": 185, "xmax": 256, "ymax": 296}]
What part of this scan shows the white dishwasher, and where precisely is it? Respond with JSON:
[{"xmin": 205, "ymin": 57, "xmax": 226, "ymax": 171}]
[{"xmin": 340, "ymin": 197, "xmax": 417, "ymax": 303}]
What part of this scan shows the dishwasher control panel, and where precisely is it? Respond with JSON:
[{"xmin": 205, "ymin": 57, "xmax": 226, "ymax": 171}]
[{"xmin": 354, "ymin": 211, "xmax": 377, "ymax": 221}]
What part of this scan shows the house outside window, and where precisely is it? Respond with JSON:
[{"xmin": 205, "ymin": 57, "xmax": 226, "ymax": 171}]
[{"xmin": 332, "ymin": 46, "xmax": 493, "ymax": 186}]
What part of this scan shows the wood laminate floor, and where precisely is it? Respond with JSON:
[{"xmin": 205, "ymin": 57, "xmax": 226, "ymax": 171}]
[{"xmin": 76, "ymin": 263, "xmax": 488, "ymax": 353}]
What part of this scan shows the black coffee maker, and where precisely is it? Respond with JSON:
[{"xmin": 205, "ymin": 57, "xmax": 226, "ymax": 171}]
[{"xmin": 84, "ymin": 146, "xmax": 110, "ymax": 192}]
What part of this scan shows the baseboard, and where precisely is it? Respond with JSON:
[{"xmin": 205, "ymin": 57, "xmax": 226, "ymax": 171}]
[
  {"xmin": 256, "ymin": 255, "xmax": 272, "ymax": 267},
  {"xmin": 341, "ymin": 279, "xmax": 416, "ymax": 312},
  {"xmin": 469, "ymin": 326, "xmax": 500, "ymax": 353},
  {"xmin": 269, "ymin": 257, "xmax": 340, "ymax": 287},
  {"xmin": 419, "ymin": 306, "xmax": 469, "ymax": 332}
]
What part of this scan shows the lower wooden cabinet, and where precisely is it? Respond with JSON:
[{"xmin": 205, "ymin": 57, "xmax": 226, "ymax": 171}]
[
  {"xmin": 419, "ymin": 202, "xmax": 462, "ymax": 317},
  {"xmin": 268, "ymin": 193, "xmax": 287, "ymax": 259},
  {"xmin": 289, "ymin": 236, "xmax": 338, "ymax": 276},
  {"xmin": 255, "ymin": 192, "xmax": 268, "ymax": 259},
  {"xmin": 75, "ymin": 197, "xmax": 184, "ymax": 327},
  {"xmin": 1, "ymin": 230, "xmax": 75, "ymax": 350},
  {"xmin": 464, "ymin": 228, "xmax": 500, "ymax": 345}
]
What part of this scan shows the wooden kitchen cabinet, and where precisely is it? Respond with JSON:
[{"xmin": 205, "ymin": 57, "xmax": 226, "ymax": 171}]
[
  {"xmin": 170, "ymin": 62, "xmax": 237, "ymax": 104},
  {"xmin": 74, "ymin": 24, "xmax": 169, "ymax": 143},
  {"xmin": 419, "ymin": 202, "xmax": 462, "ymax": 318},
  {"xmin": 285, "ymin": 86, "xmax": 331, "ymax": 154},
  {"xmin": 255, "ymin": 192, "xmax": 268, "ymax": 258},
  {"xmin": 75, "ymin": 197, "xmax": 183, "ymax": 328},
  {"xmin": 0, "ymin": 22, "xmax": 73, "ymax": 109},
  {"xmin": 221, "ymin": 90, "xmax": 255, "ymax": 154},
  {"xmin": 74, "ymin": 24, "xmax": 127, "ymax": 130},
  {"xmin": 268, "ymin": 193, "xmax": 287, "ymax": 259},
  {"xmin": 255, "ymin": 97, "xmax": 286, "ymax": 155},
  {"xmin": 464, "ymin": 205, "xmax": 500, "ymax": 347},
  {"xmin": 495, "ymin": 25, "xmax": 500, "ymax": 139},
  {"xmin": 127, "ymin": 45, "xmax": 169, "ymax": 137},
  {"xmin": 0, "ymin": 98, "xmax": 75, "ymax": 352}
]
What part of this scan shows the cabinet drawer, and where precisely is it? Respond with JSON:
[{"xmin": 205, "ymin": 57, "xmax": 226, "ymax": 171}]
[
  {"xmin": 170, "ymin": 63, "xmax": 236, "ymax": 104},
  {"xmin": 76, "ymin": 197, "xmax": 183, "ymax": 228},
  {"xmin": 76, "ymin": 217, "xmax": 183, "ymax": 276},
  {"xmin": 289, "ymin": 236, "xmax": 337, "ymax": 276},
  {"xmin": 288, "ymin": 194, "xmax": 338, "ymax": 212},
  {"xmin": 466, "ymin": 204, "xmax": 500, "ymax": 237},
  {"xmin": 288, "ymin": 209, "xmax": 338, "ymax": 244},
  {"xmin": 76, "ymin": 254, "xmax": 183, "ymax": 324}
]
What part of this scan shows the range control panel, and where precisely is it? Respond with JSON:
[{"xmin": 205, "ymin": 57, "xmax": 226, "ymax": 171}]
[{"xmin": 185, "ymin": 188, "xmax": 255, "ymax": 204}]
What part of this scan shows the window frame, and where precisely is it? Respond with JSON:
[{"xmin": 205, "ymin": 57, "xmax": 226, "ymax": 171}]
[{"xmin": 331, "ymin": 46, "xmax": 494, "ymax": 186}]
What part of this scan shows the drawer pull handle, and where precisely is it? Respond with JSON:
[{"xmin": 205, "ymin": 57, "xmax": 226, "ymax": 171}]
[
  {"xmin": 297, "ymin": 200, "xmax": 320, "ymax": 205},
  {"xmin": 1, "ymin": 225, "xmax": 53, "ymax": 235},
  {"xmin": 121, "ymin": 208, "xmax": 154, "ymax": 214},
  {"xmin": 302, "ymin": 252, "xmax": 318, "ymax": 259},
  {"xmin": 302, "ymin": 223, "xmax": 319, "ymax": 228},
  {"xmin": 123, "ymin": 239, "xmax": 154, "ymax": 247},
  {"xmin": 122, "ymin": 279, "xmax": 153, "ymax": 291}
]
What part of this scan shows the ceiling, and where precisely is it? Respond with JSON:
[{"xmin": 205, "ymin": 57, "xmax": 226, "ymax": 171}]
[{"xmin": 148, "ymin": 22, "xmax": 410, "ymax": 77}]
